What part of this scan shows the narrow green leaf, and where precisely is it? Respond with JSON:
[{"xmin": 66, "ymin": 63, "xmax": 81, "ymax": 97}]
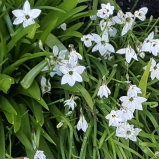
[
  {"xmin": 7, "ymin": 23, "xmax": 39, "ymax": 52},
  {"xmin": 0, "ymin": 116, "xmax": 5, "ymax": 159},
  {"xmin": 3, "ymin": 52, "xmax": 52, "ymax": 75},
  {"xmin": 21, "ymin": 60, "xmax": 47, "ymax": 89},
  {"xmin": 15, "ymin": 130, "xmax": 34, "ymax": 152},
  {"xmin": 75, "ymin": 83, "xmax": 94, "ymax": 110},
  {"xmin": 139, "ymin": 59, "xmax": 151, "ymax": 97}
]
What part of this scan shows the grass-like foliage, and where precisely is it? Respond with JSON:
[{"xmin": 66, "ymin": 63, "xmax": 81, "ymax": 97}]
[{"xmin": 1, "ymin": 0, "xmax": 159, "ymax": 158}]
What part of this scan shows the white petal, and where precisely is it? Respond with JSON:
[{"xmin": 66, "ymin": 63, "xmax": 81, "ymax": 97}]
[
  {"xmin": 68, "ymin": 76, "xmax": 76, "ymax": 86},
  {"xmin": 72, "ymin": 72, "xmax": 83, "ymax": 82},
  {"xmin": 91, "ymin": 33, "xmax": 101, "ymax": 43},
  {"xmin": 59, "ymin": 66, "xmax": 69, "ymax": 74},
  {"xmin": 23, "ymin": 18, "xmax": 35, "ymax": 27},
  {"xmin": 53, "ymin": 46, "xmax": 59, "ymax": 56},
  {"xmin": 116, "ymin": 48, "xmax": 126, "ymax": 54},
  {"xmin": 61, "ymin": 74, "xmax": 70, "ymax": 85},
  {"xmin": 107, "ymin": 43, "xmax": 115, "ymax": 52},
  {"xmin": 23, "ymin": 0, "xmax": 31, "ymax": 14},
  {"xmin": 12, "ymin": 9, "xmax": 25, "ymax": 17},
  {"xmin": 73, "ymin": 66, "xmax": 85, "ymax": 74},
  {"xmin": 13, "ymin": 17, "xmax": 24, "ymax": 25},
  {"xmin": 29, "ymin": 9, "xmax": 41, "ymax": 18},
  {"xmin": 125, "ymin": 52, "xmax": 132, "ymax": 63}
]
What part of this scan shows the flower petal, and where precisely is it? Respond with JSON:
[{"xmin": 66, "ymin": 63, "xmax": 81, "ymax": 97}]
[
  {"xmin": 23, "ymin": 18, "xmax": 35, "ymax": 28},
  {"xmin": 29, "ymin": 9, "xmax": 41, "ymax": 18},
  {"xmin": 12, "ymin": 9, "xmax": 24, "ymax": 17},
  {"xmin": 72, "ymin": 72, "xmax": 83, "ymax": 82},
  {"xmin": 13, "ymin": 17, "xmax": 24, "ymax": 25},
  {"xmin": 23, "ymin": 0, "xmax": 31, "ymax": 14}
]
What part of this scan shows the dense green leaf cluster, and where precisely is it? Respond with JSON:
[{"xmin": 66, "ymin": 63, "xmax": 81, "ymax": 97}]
[{"xmin": 0, "ymin": 0, "xmax": 159, "ymax": 159}]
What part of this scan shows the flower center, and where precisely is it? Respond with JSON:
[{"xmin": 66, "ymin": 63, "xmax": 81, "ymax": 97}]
[
  {"xmin": 44, "ymin": 86, "xmax": 49, "ymax": 92},
  {"xmin": 85, "ymin": 38, "xmax": 89, "ymax": 41},
  {"xmin": 154, "ymin": 66, "xmax": 157, "ymax": 70},
  {"xmin": 126, "ymin": 17, "xmax": 131, "ymax": 22},
  {"xmin": 138, "ymin": 13, "xmax": 142, "ymax": 16},
  {"xmin": 53, "ymin": 56, "xmax": 58, "ymax": 61},
  {"xmin": 129, "ymin": 97, "xmax": 134, "ymax": 102},
  {"xmin": 112, "ymin": 114, "xmax": 116, "ymax": 118},
  {"xmin": 101, "ymin": 40, "xmax": 106, "ymax": 45},
  {"xmin": 126, "ymin": 130, "xmax": 131, "ymax": 135},
  {"xmin": 69, "ymin": 71, "xmax": 73, "ymax": 75},
  {"xmin": 25, "ymin": 14, "xmax": 30, "ymax": 19}
]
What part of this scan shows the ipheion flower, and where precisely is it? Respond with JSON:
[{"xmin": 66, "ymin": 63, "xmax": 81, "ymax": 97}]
[{"xmin": 12, "ymin": 0, "xmax": 41, "ymax": 28}]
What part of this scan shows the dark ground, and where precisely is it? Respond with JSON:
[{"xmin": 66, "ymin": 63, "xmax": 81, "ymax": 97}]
[{"xmin": 116, "ymin": 0, "xmax": 159, "ymax": 17}]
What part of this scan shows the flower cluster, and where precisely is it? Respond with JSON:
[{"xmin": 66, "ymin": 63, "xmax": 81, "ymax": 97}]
[
  {"xmin": 106, "ymin": 84, "xmax": 147, "ymax": 141},
  {"xmin": 81, "ymin": 3, "xmax": 149, "ymax": 64}
]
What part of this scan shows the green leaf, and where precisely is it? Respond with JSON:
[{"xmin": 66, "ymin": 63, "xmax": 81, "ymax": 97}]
[
  {"xmin": 0, "ymin": 74, "xmax": 14, "ymax": 93},
  {"xmin": 22, "ymin": 80, "xmax": 41, "ymax": 100},
  {"xmin": 21, "ymin": 60, "xmax": 47, "ymax": 89},
  {"xmin": 75, "ymin": 83, "xmax": 94, "ymax": 110},
  {"xmin": 139, "ymin": 59, "xmax": 151, "ymax": 97},
  {"xmin": 31, "ymin": 99, "xmax": 44, "ymax": 125},
  {"xmin": 7, "ymin": 23, "xmax": 40, "ymax": 52},
  {"xmin": 3, "ymin": 111, "xmax": 14, "ymax": 124},
  {"xmin": 15, "ymin": 130, "xmax": 34, "ymax": 152},
  {"xmin": 40, "ymin": 17, "xmax": 58, "ymax": 43},
  {"xmin": 0, "ymin": 116, "xmax": 5, "ymax": 159},
  {"xmin": 0, "ymin": 95, "xmax": 17, "ymax": 115},
  {"xmin": 3, "ymin": 52, "xmax": 52, "ymax": 75}
]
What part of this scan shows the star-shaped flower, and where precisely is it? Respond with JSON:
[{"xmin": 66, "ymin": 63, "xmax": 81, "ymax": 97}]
[
  {"xmin": 12, "ymin": 0, "xmax": 41, "ymax": 28},
  {"xmin": 59, "ymin": 62, "xmax": 86, "ymax": 86},
  {"xmin": 116, "ymin": 45, "xmax": 138, "ymax": 63},
  {"xmin": 119, "ymin": 95, "xmax": 147, "ymax": 110},
  {"xmin": 116, "ymin": 122, "xmax": 141, "ymax": 142}
]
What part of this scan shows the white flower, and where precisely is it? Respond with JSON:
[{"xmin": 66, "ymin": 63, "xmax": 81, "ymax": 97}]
[
  {"xmin": 59, "ymin": 23, "xmax": 67, "ymax": 30},
  {"xmin": 34, "ymin": 150, "xmax": 46, "ymax": 159},
  {"xmin": 136, "ymin": 42, "xmax": 145, "ymax": 58},
  {"xmin": 90, "ymin": 15, "xmax": 97, "ymax": 20},
  {"xmin": 127, "ymin": 85, "xmax": 142, "ymax": 97},
  {"xmin": 141, "ymin": 31, "xmax": 159, "ymax": 56},
  {"xmin": 116, "ymin": 122, "xmax": 141, "ymax": 142},
  {"xmin": 59, "ymin": 62, "xmax": 86, "ymax": 86},
  {"xmin": 119, "ymin": 95, "xmax": 147, "ymax": 110},
  {"xmin": 92, "ymin": 33, "xmax": 115, "ymax": 55},
  {"xmin": 42, "ymin": 65, "xmax": 63, "ymax": 77},
  {"xmin": 116, "ymin": 45, "xmax": 138, "ymax": 63},
  {"xmin": 81, "ymin": 34, "xmax": 94, "ymax": 47},
  {"xmin": 69, "ymin": 49, "xmax": 82, "ymax": 65},
  {"xmin": 77, "ymin": 114, "xmax": 88, "ymax": 132},
  {"xmin": 64, "ymin": 96, "xmax": 77, "ymax": 110},
  {"xmin": 97, "ymin": 3, "xmax": 114, "ymax": 19},
  {"xmin": 40, "ymin": 76, "xmax": 51, "ymax": 95},
  {"xmin": 12, "ymin": 0, "xmax": 41, "ymax": 28},
  {"xmin": 117, "ymin": 106, "xmax": 134, "ymax": 122},
  {"xmin": 50, "ymin": 45, "xmax": 67, "ymax": 65},
  {"xmin": 99, "ymin": 19, "xmax": 117, "ymax": 37},
  {"xmin": 134, "ymin": 7, "xmax": 148, "ymax": 21},
  {"xmin": 106, "ymin": 110, "xmax": 122, "ymax": 127},
  {"xmin": 113, "ymin": 11, "xmax": 134, "ymax": 36},
  {"xmin": 139, "ymin": 52, "xmax": 145, "ymax": 59},
  {"xmin": 150, "ymin": 58, "xmax": 159, "ymax": 80},
  {"xmin": 97, "ymin": 84, "xmax": 111, "ymax": 98}
]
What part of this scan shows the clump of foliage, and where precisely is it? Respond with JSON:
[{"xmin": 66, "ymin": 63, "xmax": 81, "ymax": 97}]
[{"xmin": 1, "ymin": 0, "xmax": 159, "ymax": 159}]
